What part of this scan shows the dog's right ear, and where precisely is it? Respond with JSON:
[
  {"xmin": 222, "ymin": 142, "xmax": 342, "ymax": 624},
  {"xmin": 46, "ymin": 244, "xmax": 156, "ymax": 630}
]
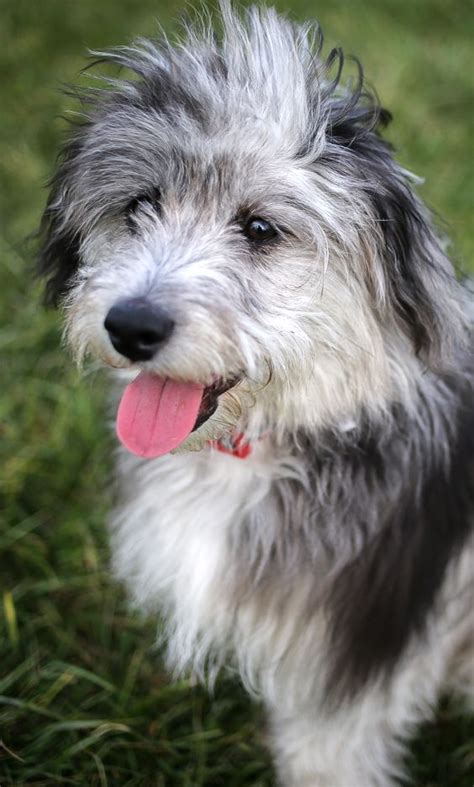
[
  {"xmin": 37, "ymin": 205, "xmax": 81, "ymax": 308},
  {"xmin": 37, "ymin": 137, "xmax": 84, "ymax": 308}
]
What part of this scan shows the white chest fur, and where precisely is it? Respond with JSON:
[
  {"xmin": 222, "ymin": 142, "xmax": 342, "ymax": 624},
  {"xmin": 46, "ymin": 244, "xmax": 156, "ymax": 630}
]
[
  {"xmin": 111, "ymin": 442, "xmax": 330, "ymax": 710},
  {"xmin": 111, "ymin": 444, "xmax": 277, "ymax": 671}
]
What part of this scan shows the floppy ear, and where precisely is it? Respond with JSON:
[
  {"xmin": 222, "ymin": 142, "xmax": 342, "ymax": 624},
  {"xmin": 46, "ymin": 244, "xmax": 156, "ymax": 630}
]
[
  {"xmin": 364, "ymin": 160, "xmax": 448, "ymax": 365},
  {"xmin": 37, "ymin": 135, "xmax": 85, "ymax": 307},
  {"xmin": 319, "ymin": 51, "xmax": 456, "ymax": 368},
  {"xmin": 37, "ymin": 201, "xmax": 82, "ymax": 307}
]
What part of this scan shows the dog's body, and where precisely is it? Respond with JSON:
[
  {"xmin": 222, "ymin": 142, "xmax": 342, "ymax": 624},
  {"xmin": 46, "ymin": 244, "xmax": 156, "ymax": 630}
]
[
  {"xmin": 113, "ymin": 412, "xmax": 474, "ymax": 786},
  {"xmin": 39, "ymin": 4, "xmax": 473, "ymax": 784}
]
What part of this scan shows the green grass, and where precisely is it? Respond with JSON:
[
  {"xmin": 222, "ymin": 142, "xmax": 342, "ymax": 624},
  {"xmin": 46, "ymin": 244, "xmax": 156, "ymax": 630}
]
[{"xmin": 0, "ymin": 0, "xmax": 473, "ymax": 784}]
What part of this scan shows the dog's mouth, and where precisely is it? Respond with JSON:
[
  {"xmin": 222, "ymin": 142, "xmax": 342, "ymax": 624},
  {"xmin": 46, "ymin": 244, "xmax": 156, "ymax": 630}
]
[
  {"xmin": 191, "ymin": 377, "xmax": 239, "ymax": 432},
  {"xmin": 116, "ymin": 371, "xmax": 239, "ymax": 458}
]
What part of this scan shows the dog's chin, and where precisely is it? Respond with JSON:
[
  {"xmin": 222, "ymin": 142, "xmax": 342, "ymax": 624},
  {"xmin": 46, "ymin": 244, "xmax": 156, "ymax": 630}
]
[
  {"xmin": 172, "ymin": 417, "xmax": 230, "ymax": 454},
  {"xmin": 171, "ymin": 383, "xmax": 245, "ymax": 455}
]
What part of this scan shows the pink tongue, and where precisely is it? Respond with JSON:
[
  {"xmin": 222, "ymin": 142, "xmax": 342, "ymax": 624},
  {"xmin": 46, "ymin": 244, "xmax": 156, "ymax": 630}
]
[{"xmin": 116, "ymin": 371, "xmax": 205, "ymax": 458}]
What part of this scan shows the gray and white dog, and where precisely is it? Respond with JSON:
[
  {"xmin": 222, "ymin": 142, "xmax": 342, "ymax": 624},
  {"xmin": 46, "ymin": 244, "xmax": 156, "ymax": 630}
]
[{"xmin": 39, "ymin": 3, "xmax": 473, "ymax": 785}]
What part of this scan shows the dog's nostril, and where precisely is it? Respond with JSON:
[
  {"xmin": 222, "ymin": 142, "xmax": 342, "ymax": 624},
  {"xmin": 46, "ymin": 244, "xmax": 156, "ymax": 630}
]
[
  {"xmin": 137, "ymin": 330, "xmax": 161, "ymax": 346},
  {"xmin": 104, "ymin": 298, "xmax": 175, "ymax": 362}
]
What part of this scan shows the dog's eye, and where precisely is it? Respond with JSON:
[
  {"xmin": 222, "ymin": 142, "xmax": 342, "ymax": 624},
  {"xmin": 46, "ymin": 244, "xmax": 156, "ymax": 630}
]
[
  {"xmin": 243, "ymin": 217, "xmax": 278, "ymax": 243},
  {"xmin": 126, "ymin": 187, "xmax": 161, "ymax": 231}
]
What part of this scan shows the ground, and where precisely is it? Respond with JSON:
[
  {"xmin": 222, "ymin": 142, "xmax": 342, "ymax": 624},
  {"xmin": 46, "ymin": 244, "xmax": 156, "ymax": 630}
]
[{"xmin": 1, "ymin": 0, "xmax": 473, "ymax": 784}]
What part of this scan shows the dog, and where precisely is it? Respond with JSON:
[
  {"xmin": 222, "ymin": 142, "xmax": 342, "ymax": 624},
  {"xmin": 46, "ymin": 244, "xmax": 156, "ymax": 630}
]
[{"xmin": 38, "ymin": 3, "xmax": 473, "ymax": 784}]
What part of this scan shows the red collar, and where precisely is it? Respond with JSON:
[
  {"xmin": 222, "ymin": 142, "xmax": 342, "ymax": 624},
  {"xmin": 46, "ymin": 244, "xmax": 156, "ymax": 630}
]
[{"xmin": 208, "ymin": 432, "xmax": 252, "ymax": 459}]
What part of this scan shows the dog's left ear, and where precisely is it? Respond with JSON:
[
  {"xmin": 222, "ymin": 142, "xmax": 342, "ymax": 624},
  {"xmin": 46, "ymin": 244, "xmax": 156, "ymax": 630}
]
[
  {"xmin": 37, "ymin": 136, "xmax": 84, "ymax": 307},
  {"xmin": 319, "ymin": 54, "xmax": 458, "ymax": 369},
  {"xmin": 363, "ymin": 154, "xmax": 448, "ymax": 366}
]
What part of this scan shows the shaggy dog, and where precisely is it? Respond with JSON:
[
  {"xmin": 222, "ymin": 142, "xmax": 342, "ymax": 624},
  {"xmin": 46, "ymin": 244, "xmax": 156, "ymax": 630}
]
[{"xmin": 38, "ymin": 4, "xmax": 473, "ymax": 785}]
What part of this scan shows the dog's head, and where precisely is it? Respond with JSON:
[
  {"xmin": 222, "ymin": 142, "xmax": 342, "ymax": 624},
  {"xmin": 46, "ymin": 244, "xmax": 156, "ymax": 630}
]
[{"xmin": 38, "ymin": 4, "xmax": 460, "ymax": 456}]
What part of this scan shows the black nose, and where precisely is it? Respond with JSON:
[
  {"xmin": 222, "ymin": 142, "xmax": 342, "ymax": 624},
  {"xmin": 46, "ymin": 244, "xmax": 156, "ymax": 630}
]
[{"xmin": 104, "ymin": 298, "xmax": 175, "ymax": 362}]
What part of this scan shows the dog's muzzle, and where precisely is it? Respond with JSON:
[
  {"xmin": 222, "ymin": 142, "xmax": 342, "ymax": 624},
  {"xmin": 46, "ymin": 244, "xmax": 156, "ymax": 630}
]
[{"xmin": 102, "ymin": 297, "xmax": 242, "ymax": 459}]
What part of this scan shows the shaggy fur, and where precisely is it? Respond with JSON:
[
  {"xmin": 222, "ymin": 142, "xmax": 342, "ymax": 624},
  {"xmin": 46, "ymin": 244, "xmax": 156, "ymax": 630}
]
[{"xmin": 38, "ymin": 4, "xmax": 474, "ymax": 785}]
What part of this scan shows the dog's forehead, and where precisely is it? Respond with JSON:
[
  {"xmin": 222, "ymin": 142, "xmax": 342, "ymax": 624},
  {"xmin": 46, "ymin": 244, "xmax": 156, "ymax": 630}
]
[{"xmin": 75, "ymin": 101, "xmax": 305, "ymax": 213}]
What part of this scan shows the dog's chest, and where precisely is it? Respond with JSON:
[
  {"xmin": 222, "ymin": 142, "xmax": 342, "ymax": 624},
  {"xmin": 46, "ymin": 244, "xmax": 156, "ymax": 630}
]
[
  {"xmin": 113, "ymin": 447, "xmax": 336, "ymax": 691},
  {"xmin": 112, "ymin": 448, "xmax": 277, "ymax": 650}
]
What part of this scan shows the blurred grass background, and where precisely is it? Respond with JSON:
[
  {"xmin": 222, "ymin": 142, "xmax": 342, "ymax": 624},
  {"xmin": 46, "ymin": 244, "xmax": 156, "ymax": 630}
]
[{"xmin": 0, "ymin": 0, "xmax": 473, "ymax": 784}]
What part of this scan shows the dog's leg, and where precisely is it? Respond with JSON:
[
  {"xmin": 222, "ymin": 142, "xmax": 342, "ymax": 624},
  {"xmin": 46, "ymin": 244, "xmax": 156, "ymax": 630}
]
[
  {"xmin": 269, "ymin": 699, "xmax": 412, "ymax": 787},
  {"xmin": 266, "ymin": 544, "xmax": 474, "ymax": 787},
  {"xmin": 269, "ymin": 705, "xmax": 403, "ymax": 787},
  {"xmin": 266, "ymin": 652, "xmax": 449, "ymax": 787},
  {"xmin": 445, "ymin": 630, "xmax": 474, "ymax": 711}
]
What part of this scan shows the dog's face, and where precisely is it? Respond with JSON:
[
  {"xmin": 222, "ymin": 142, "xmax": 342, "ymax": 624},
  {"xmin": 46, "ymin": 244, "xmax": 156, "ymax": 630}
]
[{"xmin": 39, "ymin": 7, "xmax": 451, "ymax": 454}]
